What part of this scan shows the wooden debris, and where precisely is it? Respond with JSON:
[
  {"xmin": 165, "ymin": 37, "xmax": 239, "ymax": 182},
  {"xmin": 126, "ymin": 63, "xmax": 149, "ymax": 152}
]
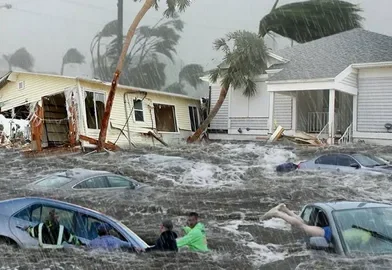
[
  {"xmin": 146, "ymin": 131, "xmax": 168, "ymax": 147},
  {"xmin": 268, "ymin": 125, "xmax": 285, "ymax": 142},
  {"xmin": 79, "ymin": 134, "xmax": 121, "ymax": 151},
  {"xmin": 284, "ymin": 131, "xmax": 324, "ymax": 146}
]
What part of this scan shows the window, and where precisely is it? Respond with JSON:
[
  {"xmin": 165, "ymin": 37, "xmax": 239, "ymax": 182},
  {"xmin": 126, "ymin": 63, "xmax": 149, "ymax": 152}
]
[
  {"xmin": 73, "ymin": 176, "xmax": 109, "ymax": 189},
  {"xmin": 301, "ymin": 206, "xmax": 313, "ymax": 224},
  {"xmin": 188, "ymin": 106, "xmax": 199, "ymax": 132},
  {"xmin": 15, "ymin": 204, "xmax": 74, "ymax": 231},
  {"xmin": 352, "ymin": 154, "xmax": 384, "ymax": 167},
  {"xmin": 315, "ymin": 155, "xmax": 337, "ymax": 165},
  {"xmin": 337, "ymin": 155, "xmax": 357, "ymax": 167},
  {"xmin": 133, "ymin": 99, "xmax": 144, "ymax": 122},
  {"xmin": 74, "ymin": 213, "xmax": 126, "ymax": 241},
  {"xmin": 154, "ymin": 104, "xmax": 178, "ymax": 132},
  {"xmin": 34, "ymin": 173, "xmax": 73, "ymax": 188},
  {"xmin": 85, "ymin": 91, "xmax": 105, "ymax": 129},
  {"xmin": 107, "ymin": 176, "xmax": 136, "ymax": 189}
]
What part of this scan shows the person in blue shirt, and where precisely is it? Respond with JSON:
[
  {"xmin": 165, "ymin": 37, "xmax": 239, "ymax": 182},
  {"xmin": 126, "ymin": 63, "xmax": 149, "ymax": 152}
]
[{"xmin": 87, "ymin": 223, "xmax": 137, "ymax": 251}]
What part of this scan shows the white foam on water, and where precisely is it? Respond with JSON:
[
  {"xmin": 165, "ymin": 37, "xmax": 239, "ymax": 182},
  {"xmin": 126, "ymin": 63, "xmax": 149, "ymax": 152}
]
[
  {"xmin": 260, "ymin": 218, "xmax": 292, "ymax": 231},
  {"xmin": 246, "ymin": 241, "xmax": 287, "ymax": 266}
]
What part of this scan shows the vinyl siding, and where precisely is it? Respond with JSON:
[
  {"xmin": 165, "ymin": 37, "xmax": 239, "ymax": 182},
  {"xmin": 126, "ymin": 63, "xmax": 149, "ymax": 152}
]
[
  {"xmin": 80, "ymin": 81, "xmax": 200, "ymax": 147},
  {"xmin": 273, "ymin": 94, "xmax": 292, "ymax": 130},
  {"xmin": 0, "ymin": 73, "xmax": 75, "ymax": 111},
  {"xmin": 357, "ymin": 76, "xmax": 392, "ymax": 132},
  {"xmin": 209, "ymin": 82, "xmax": 228, "ymax": 130},
  {"xmin": 229, "ymin": 117, "xmax": 268, "ymax": 130},
  {"xmin": 341, "ymin": 72, "xmax": 358, "ymax": 88}
]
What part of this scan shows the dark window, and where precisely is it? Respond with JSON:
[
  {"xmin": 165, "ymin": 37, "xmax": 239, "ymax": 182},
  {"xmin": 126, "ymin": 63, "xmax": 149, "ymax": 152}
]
[
  {"xmin": 85, "ymin": 91, "xmax": 105, "ymax": 129},
  {"xmin": 74, "ymin": 213, "xmax": 126, "ymax": 241},
  {"xmin": 315, "ymin": 155, "xmax": 337, "ymax": 165},
  {"xmin": 73, "ymin": 176, "xmax": 109, "ymax": 189},
  {"xmin": 34, "ymin": 173, "xmax": 73, "ymax": 188},
  {"xmin": 188, "ymin": 106, "xmax": 199, "ymax": 132},
  {"xmin": 133, "ymin": 99, "xmax": 144, "ymax": 122},
  {"xmin": 301, "ymin": 206, "xmax": 313, "ymax": 224},
  {"xmin": 107, "ymin": 176, "xmax": 135, "ymax": 189},
  {"xmin": 337, "ymin": 155, "xmax": 357, "ymax": 167}
]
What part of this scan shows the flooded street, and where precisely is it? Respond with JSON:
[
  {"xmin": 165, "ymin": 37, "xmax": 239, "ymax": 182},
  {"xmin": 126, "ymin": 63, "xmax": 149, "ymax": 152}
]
[{"xmin": 1, "ymin": 141, "xmax": 392, "ymax": 269}]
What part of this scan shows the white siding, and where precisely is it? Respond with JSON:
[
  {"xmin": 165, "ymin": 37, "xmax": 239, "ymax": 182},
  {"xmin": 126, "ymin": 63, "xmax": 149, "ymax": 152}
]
[
  {"xmin": 209, "ymin": 82, "xmax": 228, "ymax": 130},
  {"xmin": 357, "ymin": 75, "xmax": 392, "ymax": 132},
  {"xmin": 341, "ymin": 72, "xmax": 358, "ymax": 88},
  {"xmin": 273, "ymin": 94, "xmax": 292, "ymax": 130},
  {"xmin": 230, "ymin": 117, "xmax": 268, "ymax": 130}
]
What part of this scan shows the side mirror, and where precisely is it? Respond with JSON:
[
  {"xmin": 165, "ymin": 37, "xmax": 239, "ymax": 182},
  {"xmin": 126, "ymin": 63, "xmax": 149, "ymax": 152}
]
[
  {"xmin": 350, "ymin": 163, "xmax": 360, "ymax": 169},
  {"xmin": 308, "ymin": 237, "xmax": 330, "ymax": 250}
]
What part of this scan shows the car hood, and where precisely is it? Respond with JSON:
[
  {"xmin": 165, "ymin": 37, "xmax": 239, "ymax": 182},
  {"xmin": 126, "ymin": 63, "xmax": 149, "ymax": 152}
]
[{"xmin": 368, "ymin": 165, "xmax": 392, "ymax": 173}]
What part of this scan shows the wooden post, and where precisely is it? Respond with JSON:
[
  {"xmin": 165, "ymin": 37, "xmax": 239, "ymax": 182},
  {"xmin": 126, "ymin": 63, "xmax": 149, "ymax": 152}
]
[
  {"xmin": 68, "ymin": 93, "xmax": 77, "ymax": 147},
  {"xmin": 31, "ymin": 101, "xmax": 44, "ymax": 151}
]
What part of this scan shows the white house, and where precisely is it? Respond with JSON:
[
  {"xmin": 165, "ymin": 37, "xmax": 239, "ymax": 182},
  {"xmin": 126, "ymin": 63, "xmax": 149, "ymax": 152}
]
[{"xmin": 207, "ymin": 28, "xmax": 392, "ymax": 145}]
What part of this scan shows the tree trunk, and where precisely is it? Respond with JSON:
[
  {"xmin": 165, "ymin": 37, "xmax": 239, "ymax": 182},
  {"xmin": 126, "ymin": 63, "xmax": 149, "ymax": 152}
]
[
  {"xmin": 97, "ymin": 0, "xmax": 155, "ymax": 151},
  {"xmin": 187, "ymin": 87, "xmax": 228, "ymax": 143},
  {"xmin": 60, "ymin": 61, "xmax": 64, "ymax": 75}
]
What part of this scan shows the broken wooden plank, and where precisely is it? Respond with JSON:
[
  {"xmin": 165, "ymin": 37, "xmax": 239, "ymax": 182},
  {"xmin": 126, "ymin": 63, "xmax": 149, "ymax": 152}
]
[
  {"xmin": 79, "ymin": 134, "xmax": 121, "ymax": 151},
  {"xmin": 268, "ymin": 125, "xmax": 285, "ymax": 142},
  {"xmin": 146, "ymin": 131, "xmax": 168, "ymax": 147}
]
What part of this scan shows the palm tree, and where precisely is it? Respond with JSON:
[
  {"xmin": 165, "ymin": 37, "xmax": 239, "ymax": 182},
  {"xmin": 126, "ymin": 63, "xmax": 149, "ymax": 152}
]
[
  {"xmin": 259, "ymin": 0, "xmax": 364, "ymax": 43},
  {"xmin": 91, "ymin": 15, "xmax": 184, "ymax": 90},
  {"xmin": 97, "ymin": 0, "xmax": 192, "ymax": 151},
  {"xmin": 61, "ymin": 48, "xmax": 85, "ymax": 75},
  {"xmin": 164, "ymin": 63, "xmax": 204, "ymax": 95},
  {"xmin": 3, "ymin": 47, "xmax": 34, "ymax": 71},
  {"xmin": 187, "ymin": 31, "xmax": 268, "ymax": 143},
  {"xmin": 187, "ymin": 0, "xmax": 363, "ymax": 143}
]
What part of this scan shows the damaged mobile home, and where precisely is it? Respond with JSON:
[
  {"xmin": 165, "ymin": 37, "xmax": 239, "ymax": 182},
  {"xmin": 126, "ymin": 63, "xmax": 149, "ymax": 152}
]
[{"xmin": 0, "ymin": 71, "xmax": 201, "ymax": 152}]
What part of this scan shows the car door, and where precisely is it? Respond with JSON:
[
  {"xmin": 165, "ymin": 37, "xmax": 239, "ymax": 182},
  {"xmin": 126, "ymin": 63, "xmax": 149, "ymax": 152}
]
[
  {"xmin": 336, "ymin": 154, "xmax": 360, "ymax": 173},
  {"xmin": 9, "ymin": 203, "xmax": 76, "ymax": 248},
  {"xmin": 314, "ymin": 154, "xmax": 338, "ymax": 172}
]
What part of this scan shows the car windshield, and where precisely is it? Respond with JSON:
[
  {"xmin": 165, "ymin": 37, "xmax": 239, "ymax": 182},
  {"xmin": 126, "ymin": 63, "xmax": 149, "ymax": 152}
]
[
  {"xmin": 352, "ymin": 154, "xmax": 388, "ymax": 167},
  {"xmin": 34, "ymin": 173, "xmax": 73, "ymax": 188},
  {"xmin": 333, "ymin": 207, "xmax": 392, "ymax": 255}
]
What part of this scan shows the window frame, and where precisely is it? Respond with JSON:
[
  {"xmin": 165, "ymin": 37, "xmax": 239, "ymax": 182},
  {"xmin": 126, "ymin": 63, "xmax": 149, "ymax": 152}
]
[
  {"xmin": 133, "ymin": 99, "xmax": 144, "ymax": 122},
  {"xmin": 336, "ymin": 154, "xmax": 358, "ymax": 167},
  {"xmin": 315, "ymin": 154, "xmax": 338, "ymax": 166},
  {"xmin": 71, "ymin": 175, "xmax": 137, "ymax": 190},
  {"xmin": 153, "ymin": 103, "xmax": 179, "ymax": 133},
  {"xmin": 188, "ymin": 105, "xmax": 200, "ymax": 132},
  {"xmin": 84, "ymin": 89, "xmax": 106, "ymax": 130},
  {"xmin": 106, "ymin": 175, "xmax": 137, "ymax": 189}
]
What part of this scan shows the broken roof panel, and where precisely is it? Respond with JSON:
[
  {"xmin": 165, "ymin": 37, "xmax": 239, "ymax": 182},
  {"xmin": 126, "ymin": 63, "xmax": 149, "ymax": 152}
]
[{"xmin": 268, "ymin": 28, "xmax": 392, "ymax": 81}]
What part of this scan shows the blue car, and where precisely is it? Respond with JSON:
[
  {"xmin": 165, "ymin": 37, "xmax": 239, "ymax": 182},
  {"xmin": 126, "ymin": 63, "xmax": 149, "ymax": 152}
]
[{"xmin": 0, "ymin": 197, "xmax": 150, "ymax": 249}]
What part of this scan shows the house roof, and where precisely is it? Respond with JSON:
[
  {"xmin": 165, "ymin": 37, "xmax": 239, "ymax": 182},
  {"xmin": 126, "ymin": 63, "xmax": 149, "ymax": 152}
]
[
  {"xmin": 0, "ymin": 71, "xmax": 199, "ymax": 101},
  {"xmin": 268, "ymin": 28, "xmax": 392, "ymax": 82}
]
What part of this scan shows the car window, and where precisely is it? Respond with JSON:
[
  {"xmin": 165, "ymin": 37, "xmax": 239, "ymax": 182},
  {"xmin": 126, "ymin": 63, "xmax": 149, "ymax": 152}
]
[
  {"xmin": 34, "ymin": 173, "xmax": 73, "ymax": 188},
  {"xmin": 352, "ymin": 154, "xmax": 381, "ymax": 167},
  {"xmin": 315, "ymin": 155, "xmax": 337, "ymax": 165},
  {"xmin": 107, "ymin": 176, "xmax": 135, "ymax": 189},
  {"xmin": 73, "ymin": 176, "xmax": 109, "ymax": 189},
  {"xmin": 337, "ymin": 155, "xmax": 357, "ymax": 167},
  {"xmin": 74, "ymin": 213, "xmax": 126, "ymax": 241},
  {"xmin": 301, "ymin": 206, "xmax": 313, "ymax": 224}
]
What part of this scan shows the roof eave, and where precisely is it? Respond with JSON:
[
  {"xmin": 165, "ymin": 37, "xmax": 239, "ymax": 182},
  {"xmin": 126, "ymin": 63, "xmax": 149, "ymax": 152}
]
[{"xmin": 351, "ymin": 61, "xmax": 392, "ymax": 69}]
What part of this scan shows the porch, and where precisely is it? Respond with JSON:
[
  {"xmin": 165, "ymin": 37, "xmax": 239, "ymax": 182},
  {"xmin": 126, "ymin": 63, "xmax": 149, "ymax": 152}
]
[{"xmin": 269, "ymin": 83, "xmax": 356, "ymax": 144}]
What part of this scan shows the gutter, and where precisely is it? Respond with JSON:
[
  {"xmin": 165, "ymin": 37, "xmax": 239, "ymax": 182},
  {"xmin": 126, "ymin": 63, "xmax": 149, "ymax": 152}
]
[
  {"xmin": 266, "ymin": 77, "xmax": 335, "ymax": 84},
  {"xmin": 351, "ymin": 62, "xmax": 392, "ymax": 69}
]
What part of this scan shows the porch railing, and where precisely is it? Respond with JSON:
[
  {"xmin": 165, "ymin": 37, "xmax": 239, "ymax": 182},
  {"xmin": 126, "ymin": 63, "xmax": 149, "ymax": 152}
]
[
  {"xmin": 307, "ymin": 112, "xmax": 340, "ymax": 133},
  {"xmin": 338, "ymin": 123, "xmax": 353, "ymax": 145}
]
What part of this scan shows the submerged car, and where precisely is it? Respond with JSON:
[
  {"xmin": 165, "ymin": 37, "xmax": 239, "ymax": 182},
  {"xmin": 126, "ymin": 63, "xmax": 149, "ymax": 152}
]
[
  {"xmin": 0, "ymin": 197, "xmax": 150, "ymax": 249},
  {"xmin": 280, "ymin": 153, "xmax": 392, "ymax": 175},
  {"xmin": 301, "ymin": 201, "xmax": 392, "ymax": 255},
  {"xmin": 27, "ymin": 168, "xmax": 148, "ymax": 191}
]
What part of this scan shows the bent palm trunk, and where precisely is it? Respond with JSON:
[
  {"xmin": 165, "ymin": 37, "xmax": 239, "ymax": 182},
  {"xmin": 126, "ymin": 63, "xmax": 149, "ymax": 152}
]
[
  {"xmin": 187, "ymin": 87, "xmax": 228, "ymax": 143},
  {"xmin": 97, "ymin": 0, "xmax": 155, "ymax": 151}
]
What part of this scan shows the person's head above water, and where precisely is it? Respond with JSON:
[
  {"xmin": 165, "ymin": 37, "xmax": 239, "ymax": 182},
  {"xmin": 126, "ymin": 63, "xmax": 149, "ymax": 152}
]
[
  {"xmin": 97, "ymin": 223, "xmax": 112, "ymax": 236},
  {"xmin": 187, "ymin": 212, "xmax": 199, "ymax": 229},
  {"xmin": 45, "ymin": 209, "xmax": 59, "ymax": 224},
  {"xmin": 160, "ymin": 220, "xmax": 173, "ymax": 232}
]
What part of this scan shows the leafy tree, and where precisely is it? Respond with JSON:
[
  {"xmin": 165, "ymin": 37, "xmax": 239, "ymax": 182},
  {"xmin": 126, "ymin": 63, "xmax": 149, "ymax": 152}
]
[
  {"xmin": 3, "ymin": 47, "xmax": 34, "ymax": 71},
  {"xmin": 61, "ymin": 48, "xmax": 85, "ymax": 75},
  {"xmin": 163, "ymin": 63, "xmax": 204, "ymax": 95}
]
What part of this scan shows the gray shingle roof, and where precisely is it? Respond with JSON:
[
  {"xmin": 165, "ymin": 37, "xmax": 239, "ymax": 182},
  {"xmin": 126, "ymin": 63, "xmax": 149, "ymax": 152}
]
[{"xmin": 268, "ymin": 28, "xmax": 392, "ymax": 81}]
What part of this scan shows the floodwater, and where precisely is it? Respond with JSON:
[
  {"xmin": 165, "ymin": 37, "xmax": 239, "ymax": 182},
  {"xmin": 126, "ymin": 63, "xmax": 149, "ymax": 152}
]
[{"xmin": 1, "ymin": 141, "xmax": 392, "ymax": 269}]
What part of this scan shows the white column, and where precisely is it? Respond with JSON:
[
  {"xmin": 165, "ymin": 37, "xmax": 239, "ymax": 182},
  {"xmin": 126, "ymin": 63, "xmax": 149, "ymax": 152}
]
[
  {"xmin": 291, "ymin": 93, "xmax": 297, "ymax": 133},
  {"xmin": 352, "ymin": 95, "xmax": 357, "ymax": 134},
  {"xmin": 328, "ymin": 89, "xmax": 335, "ymax": 144},
  {"xmin": 268, "ymin": 92, "xmax": 275, "ymax": 133}
]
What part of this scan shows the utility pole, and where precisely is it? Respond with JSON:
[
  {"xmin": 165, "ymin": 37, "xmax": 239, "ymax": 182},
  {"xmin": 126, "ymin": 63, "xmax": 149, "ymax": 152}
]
[{"xmin": 117, "ymin": 0, "xmax": 123, "ymax": 55}]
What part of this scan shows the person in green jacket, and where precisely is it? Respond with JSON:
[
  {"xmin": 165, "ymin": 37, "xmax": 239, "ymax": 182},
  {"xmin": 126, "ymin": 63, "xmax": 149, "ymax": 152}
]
[{"xmin": 176, "ymin": 212, "xmax": 209, "ymax": 252}]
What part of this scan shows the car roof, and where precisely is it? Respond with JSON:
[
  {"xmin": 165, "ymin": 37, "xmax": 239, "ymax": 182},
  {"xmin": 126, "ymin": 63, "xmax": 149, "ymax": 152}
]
[
  {"xmin": 57, "ymin": 168, "xmax": 113, "ymax": 181},
  {"xmin": 313, "ymin": 201, "xmax": 392, "ymax": 211}
]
